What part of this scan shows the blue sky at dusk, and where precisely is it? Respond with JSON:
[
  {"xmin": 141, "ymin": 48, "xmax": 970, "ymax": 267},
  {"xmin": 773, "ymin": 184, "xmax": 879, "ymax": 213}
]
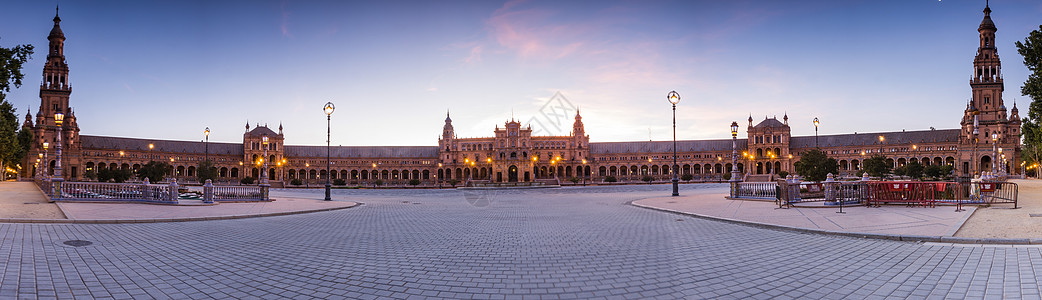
[{"xmin": 2, "ymin": 0, "xmax": 1041, "ymax": 146}]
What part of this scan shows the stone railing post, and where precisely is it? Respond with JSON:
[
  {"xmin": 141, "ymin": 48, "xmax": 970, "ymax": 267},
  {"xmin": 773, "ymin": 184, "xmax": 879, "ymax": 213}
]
[
  {"xmin": 260, "ymin": 184, "xmax": 270, "ymax": 201},
  {"xmin": 50, "ymin": 179, "xmax": 63, "ymax": 202},
  {"xmin": 141, "ymin": 177, "xmax": 151, "ymax": 201},
  {"xmin": 169, "ymin": 179, "xmax": 179, "ymax": 204},
  {"xmin": 824, "ymin": 173, "xmax": 836, "ymax": 202},
  {"xmin": 861, "ymin": 172, "xmax": 870, "ymax": 182},
  {"xmin": 203, "ymin": 179, "xmax": 214, "ymax": 204}
]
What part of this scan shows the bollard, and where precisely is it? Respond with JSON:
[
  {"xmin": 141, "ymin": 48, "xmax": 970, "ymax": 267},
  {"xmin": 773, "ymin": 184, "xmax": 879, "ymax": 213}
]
[{"xmin": 203, "ymin": 179, "xmax": 214, "ymax": 204}]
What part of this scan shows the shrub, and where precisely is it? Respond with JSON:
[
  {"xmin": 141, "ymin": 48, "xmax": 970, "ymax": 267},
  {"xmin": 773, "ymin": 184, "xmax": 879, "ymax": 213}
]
[
  {"xmin": 722, "ymin": 173, "xmax": 731, "ymax": 181},
  {"xmin": 681, "ymin": 174, "xmax": 693, "ymax": 181},
  {"xmin": 604, "ymin": 176, "xmax": 617, "ymax": 183},
  {"xmin": 642, "ymin": 175, "xmax": 653, "ymax": 183},
  {"xmin": 447, "ymin": 179, "xmax": 459, "ymax": 187},
  {"xmin": 408, "ymin": 179, "xmax": 421, "ymax": 186},
  {"xmin": 568, "ymin": 177, "xmax": 580, "ymax": 184},
  {"xmin": 333, "ymin": 179, "xmax": 346, "ymax": 186},
  {"xmin": 374, "ymin": 179, "xmax": 384, "ymax": 186},
  {"xmin": 240, "ymin": 176, "xmax": 256, "ymax": 185},
  {"xmin": 777, "ymin": 171, "xmax": 789, "ymax": 179},
  {"xmin": 290, "ymin": 178, "xmax": 303, "ymax": 186}
]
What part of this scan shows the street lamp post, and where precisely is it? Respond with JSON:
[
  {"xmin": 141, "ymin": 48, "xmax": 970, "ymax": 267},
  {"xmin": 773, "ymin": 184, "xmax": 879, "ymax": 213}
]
[
  {"xmin": 813, "ymin": 117, "xmax": 819, "ymax": 148},
  {"xmin": 53, "ymin": 113, "xmax": 64, "ymax": 198},
  {"xmin": 730, "ymin": 121, "xmax": 741, "ymax": 198},
  {"xmin": 261, "ymin": 135, "xmax": 269, "ymax": 185},
  {"xmin": 323, "ymin": 102, "xmax": 335, "ymax": 201},
  {"xmin": 667, "ymin": 91, "xmax": 681, "ymax": 197},
  {"xmin": 437, "ymin": 163, "xmax": 443, "ymax": 187},
  {"xmin": 579, "ymin": 159, "xmax": 587, "ymax": 185},
  {"xmin": 204, "ymin": 127, "xmax": 210, "ymax": 163},
  {"xmin": 487, "ymin": 157, "xmax": 493, "ymax": 182},
  {"xmin": 971, "ymin": 106, "xmax": 979, "ymax": 177},
  {"xmin": 991, "ymin": 132, "xmax": 998, "ymax": 175},
  {"xmin": 148, "ymin": 143, "xmax": 154, "ymax": 162},
  {"xmin": 42, "ymin": 142, "xmax": 48, "ymax": 177}
]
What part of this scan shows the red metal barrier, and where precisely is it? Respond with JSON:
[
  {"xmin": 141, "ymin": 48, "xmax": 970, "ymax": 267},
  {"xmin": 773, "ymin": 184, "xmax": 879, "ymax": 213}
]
[{"xmin": 866, "ymin": 181, "xmax": 938, "ymax": 207}]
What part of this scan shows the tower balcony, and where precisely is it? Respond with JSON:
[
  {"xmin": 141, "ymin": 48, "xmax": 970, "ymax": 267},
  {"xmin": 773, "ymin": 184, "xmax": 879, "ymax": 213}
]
[{"xmin": 40, "ymin": 81, "xmax": 72, "ymax": 91}]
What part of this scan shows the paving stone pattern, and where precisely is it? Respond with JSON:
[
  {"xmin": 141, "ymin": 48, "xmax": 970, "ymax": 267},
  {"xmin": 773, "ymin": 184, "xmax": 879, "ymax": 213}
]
[{"xmin": 2, "ymin": 184, "xmax": 1041, "ymax": 299}]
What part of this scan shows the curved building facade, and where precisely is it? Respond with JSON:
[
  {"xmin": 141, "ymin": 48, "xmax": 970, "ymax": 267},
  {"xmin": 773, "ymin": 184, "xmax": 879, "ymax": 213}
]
[{"xmin": 21, "ymin": 4, "xmax": 1022, "ymax": 185}]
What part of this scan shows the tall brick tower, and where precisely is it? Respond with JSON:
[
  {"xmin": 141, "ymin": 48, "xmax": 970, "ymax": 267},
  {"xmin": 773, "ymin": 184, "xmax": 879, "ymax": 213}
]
[
  {"xmin": 26, "ymin": 7, "xmax": 82, "ymax": 180},
  {"xmin": 959, "ymin": 2, "xmax": 1020, "ymax": 176}
]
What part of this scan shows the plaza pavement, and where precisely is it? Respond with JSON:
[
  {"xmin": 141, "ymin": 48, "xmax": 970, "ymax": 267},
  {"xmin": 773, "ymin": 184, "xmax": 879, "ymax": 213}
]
[
  {"xmin": 0, "ymin": 182, "xmax": 358, "ymax": 222},
  {"xmin": 3, "ymin": 184, "xmax": 1042, "ymax": 299},
  {"xmin": 634, "ymin": 179, "xmax": 1042, "ymax": 242}
]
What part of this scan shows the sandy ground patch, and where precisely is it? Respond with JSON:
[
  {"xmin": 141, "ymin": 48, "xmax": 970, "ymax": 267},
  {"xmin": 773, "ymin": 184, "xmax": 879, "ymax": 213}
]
[
  {"xmin": 0, "ymin": 181, "xmax": 66, "ymax": 219},
  {"xmin": 955, "ymin": 178, "xmax": 1042, "ymax": 238}
]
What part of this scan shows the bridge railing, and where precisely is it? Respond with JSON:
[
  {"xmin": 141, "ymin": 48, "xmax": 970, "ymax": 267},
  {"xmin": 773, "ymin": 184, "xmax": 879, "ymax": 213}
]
[
  {"xmin": 733, "ymin": 182, "xmax": 778, "ymax": 200},
  {"xmin": 48, "ymin": 179, "xmax": 269, "ymax": 204}
]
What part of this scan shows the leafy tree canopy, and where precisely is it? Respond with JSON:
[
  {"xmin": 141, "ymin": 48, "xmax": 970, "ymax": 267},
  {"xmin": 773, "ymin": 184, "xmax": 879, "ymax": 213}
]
[
  {"xmin": 862, "ymin": 155, "xmax": 892, "ymax": 178},
  {"xmin": 794, "ymin": 149, "xmax": 838, "ymax": 182},
  {"xmin": 137, "ymin": 161, "xmax": 172, "ymax": 183}
]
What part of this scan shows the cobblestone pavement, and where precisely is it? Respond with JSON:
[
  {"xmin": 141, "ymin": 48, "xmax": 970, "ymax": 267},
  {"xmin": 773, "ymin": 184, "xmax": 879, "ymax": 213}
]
[{"xmin": 2, "ymin": 184, "xmax": 1041, "ymax": 299}]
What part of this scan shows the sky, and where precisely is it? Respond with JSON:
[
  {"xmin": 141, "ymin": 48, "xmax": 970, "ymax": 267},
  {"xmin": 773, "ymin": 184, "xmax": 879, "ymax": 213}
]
[{"xmin": 1, "ymin": 0, "xmax": 1041, "ymax": 146}]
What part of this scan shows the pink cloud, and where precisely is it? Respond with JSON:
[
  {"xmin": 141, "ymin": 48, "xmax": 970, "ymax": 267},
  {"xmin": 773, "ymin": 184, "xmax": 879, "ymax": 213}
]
[{"xmin": 280, "ymin": 0, "xmax": 293, "ymax": 38}]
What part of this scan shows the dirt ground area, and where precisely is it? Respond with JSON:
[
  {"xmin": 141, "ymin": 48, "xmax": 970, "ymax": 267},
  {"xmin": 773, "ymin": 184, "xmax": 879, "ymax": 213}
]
[
  {"xmin": 955, "ymin": 178, "xmax": 1042, "ymax": 238},
  {"xmin": 0, "ymin": 181, "xmax": 66, "ymax": 219}
]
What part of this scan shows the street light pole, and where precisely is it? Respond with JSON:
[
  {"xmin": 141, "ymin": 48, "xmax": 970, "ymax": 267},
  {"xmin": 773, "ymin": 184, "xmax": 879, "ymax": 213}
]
[
  {"xmin": 813, "ymin": 117, "xmax": 819, "ymax": 148},
  {"xmin": 323, "ymin": 102, "xmax": 335, "ymax": 201},
  {"xmin": 730, "ymin": 121, "xmax": 740, "ymax": 198},
  {"xmin": 582, "ymin": 159, "xmax": 587, "ymax": 186},
  {"xmin": 53, "ymin": 113, "xmax": 64, "ymax": 198},
  {"xmin": 971, "ymin": 106, "xmax": 979, "ymax": 177},
  {"xmin": 261, "ymin": 135, "xmax": 269, "ymax": 185},
  {"xmin": 42, "ymin": 142, "xmax": 48, "ymax": 177},
  {"xmin": 992, "ymin": 133, "xmax": 998, "ymax": 175},
  {"xmin": 204, "ymin": 127, "xmax": 210, "ymax": 163},
  {"xmin": 667, "ymin": 91, "xmax": 680, "ymax": 197}
]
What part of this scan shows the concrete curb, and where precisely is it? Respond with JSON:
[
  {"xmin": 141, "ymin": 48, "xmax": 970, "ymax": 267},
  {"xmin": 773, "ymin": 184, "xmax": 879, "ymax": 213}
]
[
  {"xmin": 630, "ymin": 201, "xmax": 1041, "ymax": 245},
  {"xmin": 0, "ymin": 202, "xmax": 361, "ymax": 224}
]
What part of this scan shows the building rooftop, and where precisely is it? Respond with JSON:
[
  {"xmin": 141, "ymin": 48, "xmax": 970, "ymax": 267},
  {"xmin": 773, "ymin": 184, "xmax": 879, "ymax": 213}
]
[
  {"xmin": 81, "ymin": 135, "xmax": 243, "ymax": 156},
  {"xmin": 284, "ymin": 145, "xmax": 439, "ymax": 158},
  {"xmin": 590, "ymin": 139, "xmax": 746, "ymax": 154},
  {"xmin": 789, "ymin": 129, "xmax": 961, "ymax": 149}
]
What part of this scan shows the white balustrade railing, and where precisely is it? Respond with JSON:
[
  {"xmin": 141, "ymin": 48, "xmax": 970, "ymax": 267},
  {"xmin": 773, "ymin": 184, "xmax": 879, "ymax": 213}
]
[
  {"xmin": 734, "ymin": 182, "xmax": 777, "ymax": 199},
  {"xmin": 211, "ymin": 186, "xmax": 263, "ymax": 201},
  {"xmin": 51, "ymin": 179, "xmax": 269, "ymax": 203},
  {"xmin": 59, "ymin": 181, "xmax": 176, "ymax": 203}
]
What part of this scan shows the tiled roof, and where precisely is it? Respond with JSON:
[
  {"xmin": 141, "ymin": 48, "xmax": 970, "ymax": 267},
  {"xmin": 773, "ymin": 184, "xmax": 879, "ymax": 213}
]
[
  {"xmin": 590, "ymin": 139, "xmax": 747, "ymax": 154},
  {"xmin": 789, "ymin": 129, "xmax": 961, "ymax": 149},
  {"xmin": 80, "ymin": 135, "xmax": 243, "ymax": 155},
  {"xmin": 754, "ymin": 118, "xmax": 786, "ymax": 129},
  {"xmin": 245, "ymin": 126, "xmax": 279, "ymax": 137},
  {"xmin": 284, "ymin": 145, "xmax": 439, "ymax": 158}
]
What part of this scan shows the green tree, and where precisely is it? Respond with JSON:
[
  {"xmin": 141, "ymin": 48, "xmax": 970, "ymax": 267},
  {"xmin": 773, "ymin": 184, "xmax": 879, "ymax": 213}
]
[
  {"xmin": 137, "ymin": 161, "xmax": 173, "ymax": 183},
  {"xmin": 0, "ymin": 41, "xmax": 33, "ymax": 178},
  {"xmin": 196, "ymin": 160, "xmax": 218, "ymax": 183},
  {"xmin": 862, "ymin": 155, "xmax": 892, "ymax": 178},
  {"xmin": 1018, "ymin": 25, "xmax": 1042, "ymax": 174},
  {"xmin": 794, "ymin": 149, "xmax": 838, "ymax": 182},
  {"xmin": 898, "ymin": 161, "xmax": 924, "ymax": 180}
]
